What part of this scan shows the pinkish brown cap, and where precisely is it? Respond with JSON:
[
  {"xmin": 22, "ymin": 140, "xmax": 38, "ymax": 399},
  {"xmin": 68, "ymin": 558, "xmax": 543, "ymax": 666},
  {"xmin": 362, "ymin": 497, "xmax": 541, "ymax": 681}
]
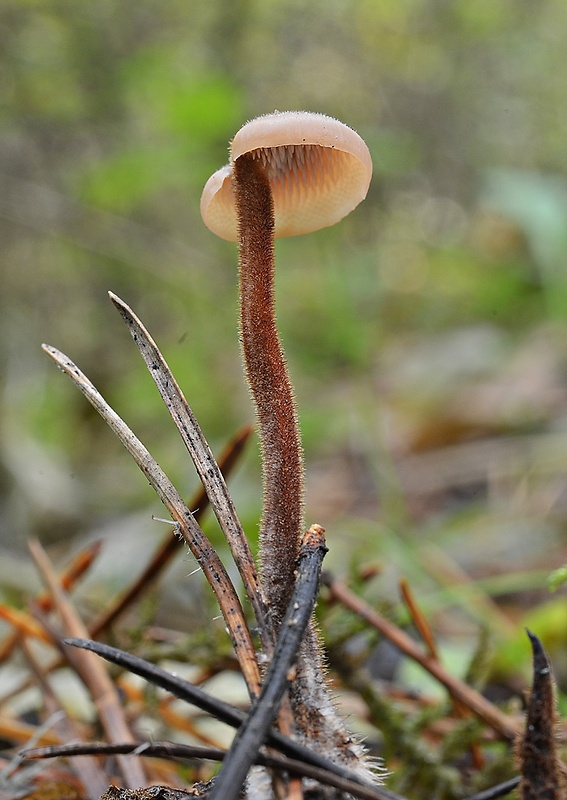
[{"xmin": 200, "ymin": 111, "xmax": 372, "ymax": 241}]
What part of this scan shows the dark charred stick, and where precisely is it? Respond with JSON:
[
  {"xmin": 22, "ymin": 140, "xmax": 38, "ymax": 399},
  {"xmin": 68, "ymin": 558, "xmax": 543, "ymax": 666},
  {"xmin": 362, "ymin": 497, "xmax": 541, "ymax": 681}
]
[
  {"xmin": 22, "ymin": 741, "xmax": 403, "ymax": 800},
  {"xmin": 61, "ymin": 636, "xmax": 387, "ymax": 794},
  {"xmin": 208, "ymin": 525, "xmax": 328, "ymax": 800},
  {"xmin": 462, "ymin": 778, "xmax": 520, "ymax": 800},
  {"xmin": 63, "ymin": 636, "xmax": 246, "ymax": 727},
  {"xmin": 518, "ymin": 630, "xmax": 566, "ymax": 800}
]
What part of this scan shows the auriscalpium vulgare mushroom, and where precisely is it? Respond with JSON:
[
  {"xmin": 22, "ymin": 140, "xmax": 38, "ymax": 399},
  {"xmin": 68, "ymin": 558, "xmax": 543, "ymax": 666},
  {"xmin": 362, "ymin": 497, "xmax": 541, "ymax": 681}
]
[{"xmin": 201, "ymin": 111, "xmax": 377, "ymax": 782}]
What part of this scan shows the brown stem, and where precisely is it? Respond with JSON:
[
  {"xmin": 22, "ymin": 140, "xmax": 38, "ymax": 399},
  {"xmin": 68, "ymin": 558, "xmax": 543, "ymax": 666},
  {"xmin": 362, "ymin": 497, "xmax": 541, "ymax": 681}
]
[
  {"xmin": 233, "ymin": 160, "xmax": 369, "ymax": 779},
  {"xmin": 234, "ymin": 153, "xmax": 304, "ymax": 630}
]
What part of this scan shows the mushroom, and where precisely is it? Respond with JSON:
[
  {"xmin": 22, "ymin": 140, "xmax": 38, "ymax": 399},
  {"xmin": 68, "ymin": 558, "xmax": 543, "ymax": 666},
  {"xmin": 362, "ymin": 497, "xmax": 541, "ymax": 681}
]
[
  {"xmin": 201, "ymin": 112, "xmax": 376, "ymax": 786},
  {"xmin": 201, "ymin": 111, "xmax": 372, "ymax": 632}
]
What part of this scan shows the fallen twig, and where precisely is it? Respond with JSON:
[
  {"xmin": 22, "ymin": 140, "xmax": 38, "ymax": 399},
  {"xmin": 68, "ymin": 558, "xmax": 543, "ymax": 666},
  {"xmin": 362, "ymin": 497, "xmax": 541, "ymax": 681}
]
[{"xmin": 321, "ymin": 572, "xmax": 520, "ymax": 740}]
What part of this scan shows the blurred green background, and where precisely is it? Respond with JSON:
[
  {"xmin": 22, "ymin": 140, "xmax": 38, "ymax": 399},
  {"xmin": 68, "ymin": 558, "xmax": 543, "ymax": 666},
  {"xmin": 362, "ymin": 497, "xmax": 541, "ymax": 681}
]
[{"xmin": 2, "ymin": 0, "xmax": 567, "ymax": 660}]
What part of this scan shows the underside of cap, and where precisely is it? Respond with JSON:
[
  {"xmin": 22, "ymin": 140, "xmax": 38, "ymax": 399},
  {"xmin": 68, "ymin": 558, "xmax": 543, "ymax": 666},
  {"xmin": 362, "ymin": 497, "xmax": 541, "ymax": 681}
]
[{"xmin": 200, "ymin": 111, "xmax": 372, "ymax": 242}]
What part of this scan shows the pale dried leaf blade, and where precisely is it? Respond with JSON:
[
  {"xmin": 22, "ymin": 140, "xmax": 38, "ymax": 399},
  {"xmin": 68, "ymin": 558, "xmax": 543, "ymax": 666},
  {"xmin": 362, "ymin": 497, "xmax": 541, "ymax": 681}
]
[
  {"xmin": 0, "ymin": 541, "xmax": 102, "ymax": 664},
  {"xmin": 107, "ymin": 292, "xmax": 271, "ymax": 648},
  {"xmin": 18, "ymin": 642, "xmax": 111, "ymax": 799},
  {"xmin": 89, "ymin": 424, "xmax": 254, "ymax": 638},
  {"xmin": 41, "ymin": 343, "xmax": 261, "ymax": 697}
]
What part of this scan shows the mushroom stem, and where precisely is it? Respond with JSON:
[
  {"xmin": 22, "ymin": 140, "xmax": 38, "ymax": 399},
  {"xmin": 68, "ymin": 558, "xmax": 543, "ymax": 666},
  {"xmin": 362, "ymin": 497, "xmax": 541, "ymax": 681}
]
[{"xmin": 234, "ymin": 153, "xmax": 304, "ymax": 630}]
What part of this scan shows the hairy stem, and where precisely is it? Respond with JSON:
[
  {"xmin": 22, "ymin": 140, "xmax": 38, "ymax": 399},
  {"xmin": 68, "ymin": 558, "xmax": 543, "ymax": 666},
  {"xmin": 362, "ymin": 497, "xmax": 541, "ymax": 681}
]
[
  {"xmin": 234, "ymin": 153, "xmax": 304, "ymax": 630},
  {"xmin": 233, "ymin": 158, "xmax": 375, "ymax": 782}
]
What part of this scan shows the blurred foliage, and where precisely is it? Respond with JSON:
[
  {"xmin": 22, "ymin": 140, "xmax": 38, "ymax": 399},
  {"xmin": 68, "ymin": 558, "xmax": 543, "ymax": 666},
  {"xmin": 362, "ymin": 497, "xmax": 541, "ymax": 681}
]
[{"xmin": 3, "ymin": 0, "xmax": 567, "ymax": 790}]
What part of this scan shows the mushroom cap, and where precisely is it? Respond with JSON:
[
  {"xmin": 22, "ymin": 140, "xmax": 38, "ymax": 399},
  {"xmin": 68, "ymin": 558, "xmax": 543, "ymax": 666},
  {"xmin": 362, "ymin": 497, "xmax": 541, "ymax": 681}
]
[{"xmin": 200, "ymin": 111, "xmax": 372, "ymax": 241}]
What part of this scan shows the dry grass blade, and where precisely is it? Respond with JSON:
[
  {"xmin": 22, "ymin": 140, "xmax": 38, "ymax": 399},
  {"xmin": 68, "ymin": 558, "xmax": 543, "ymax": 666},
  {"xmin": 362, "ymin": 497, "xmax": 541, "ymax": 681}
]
[
  {"xmin": 399, "ymin": 578, "xmax": 473, "ymax": 724},
  {"xmin": 108, "ymin": 292, "xmax": 272, "ymax": 652},
  {"xmin": 27, "ymin": 538, "xmax": 147, "ymax": 792},
  {"xmin": 0, "ymin": 430, "xmax": 252, "ymax": 713},
  {"xmin": 41, "ymin": 343, "xmax": 261, "ymax": 699},
  {"xmin": 209, "ymin": 524, "xmax": 329, "ymax": 800},
  {"xmin": 89, "ymin": 424, "xmax": 253, "ymax": 638},
  {"xmin": 18, "ymin": 638, "xmax": 110, "ymax": 799},
  {"xmin": 399, "ymin": 579, "xmax": 438, "ymax": 660},
  {"xmin": 0, "ymin": 605, "xmax": 52, "ymax": 644},
  {"xmin": 0, "ymin": 712, "xmax": 72, "ymax": 800},
  {"xmin": 0, "ymin": 541, "xmax": 102, "ymax": 664},
  {"xmin": 0, "ymin": 717, "xmax": 62, "ymax": 749},
  {"xmin": 399, "ymin": 578, "xmax": 485, "ymax": 771},
  {"xmin": 322, "ymin": 572, "xmax": 520, "ymax": 740}
]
